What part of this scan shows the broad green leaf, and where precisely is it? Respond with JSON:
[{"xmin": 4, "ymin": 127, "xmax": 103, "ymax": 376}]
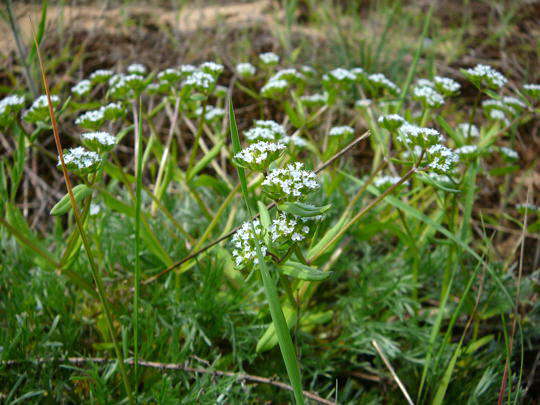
[
  {"xmin": 280, "ymin": 260, "xmax": 332, "ymax": 281},
  {"xmin": 50, "ymin": 184, "xmax": 93, "ymax": 216},
  {"xmin": 278, "ymin": 202, "xmax": 332, "ymax": 217},
  {"xmin": 258, "ymin": 201, "xmax": 271, "ymax": 230}
]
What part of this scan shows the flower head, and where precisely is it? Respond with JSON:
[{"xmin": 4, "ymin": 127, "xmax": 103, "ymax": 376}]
[
  {"xmin": 71, "ymin": 80, "xmax": 92, "ymax": 97},
  {"xmin": 234, "ymin": 141, "xmax": 286, "ymax": 171},
  {"xmin": 378, "ymin": 114, "xmax": 405, "ymax": 131},
  {"xmin": 59, "ymin": 147, "xmax": 102, "ymax": 175},
  {"xmin": 259, "ymin": 52, "xmax": 280, "ymax": 66},
  {"xmin": 81, "ymin": 131, "xmax": 117, "ymax": 153},
  {"xmin": 397, "ymin": 124, "xmax": 444, "ymax": 148},
  {"xmin": 127, "ymin": 63, "xmax": 147, "ymax": 76},
  {"xmin": 89, "ymin": 69, "xmax": 114, "ymax": 83},
  {"xmin": 230, "ymin": 220, "xmax": 267, "ymax": 269},
  {"xmin": 329, "ymin": 125, "xmax": 354, "ymax": 137},
  {"xmin": 236, "ymin": 62, "xmax": 256, "ymax": 78},
  {"xmin": 262, "ymin": 162, "xmax": 319, "ymax": 201},
  {"xmin": 462, "ymin": 64, "xmax": 507, "ymax": 90},
  {"xmin": 269, "ymin": 212, "xmax": 311, "ymax": 247},
  {"xmin": 425, "ymin": 144, "xmax": 459, "ymax": 174},
  {"xmin": 434, "ymin": 76, "xmax": 461, "ymax": 95},
  {"xmin": 413, "ymin": 85, "xmax": 444, "ymax": 108}
]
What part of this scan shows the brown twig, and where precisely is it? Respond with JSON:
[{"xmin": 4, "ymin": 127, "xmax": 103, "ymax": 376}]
[
  {"xmin": 143, "ymin": 131, "xmax": 370, "ymax": 284},
  {"xmin": 1, "ymin": 357, "xmax": 336, "ymax": 405}
]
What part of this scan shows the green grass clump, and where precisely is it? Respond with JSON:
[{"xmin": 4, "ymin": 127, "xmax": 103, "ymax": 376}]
[{"xmin": 0, "ymin": 1, "xmax": 539, "ymax": 403}]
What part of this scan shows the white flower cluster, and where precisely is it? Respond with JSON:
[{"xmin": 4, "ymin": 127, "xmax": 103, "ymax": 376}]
[
  {"xmin": 30, "ymin": 94, "xmax": 60, "ymax": 110},
  {"xmin": 234, "ymin": 141, "xmax": 286, "ymax": 170},
  {"xmin": 157, "ymin": 68, "xmax": 181, "ymax": 82},
  {"xmin": 231, "ymin": 219, "xmax": 267, "ymax": 268},
  {"xmin": 262, "ymin": 162, "xmax": 319, "ymax": 200},
  {"xmin": 427, "ymin": 172, "xmax": 455, "ymax": 186},
  {"xmin": 455, "ymin": 145, "xmax": 478, "ymax": 158},
  {"xmin": 367, "ymin": 73, "xmax": 400, "ymax": 94},
  {"xmin": 244, "ymin": 120, "xmax": 286, "ymax": 142},
  {"xmin": 282, "ymin": 134, "xmax": 308, "ymax": 147},
  {"xmin": 127, "ymin": 63, "xmax": 147, "ymax": 75},
  {"xmin": 71, "ymin": 80, "xmax": 92, "ymax": 97},
  {"xmin": 301, "ymin": 93, "xmax": 328, "ymax": 106},
  {"xmin": 425, "ymin": 144, "xmax": 459, "ymax": 174},
  {"xmin": 523, "ymin": 83, "xmax": 540, "ymax": 98},
  {"xmin": 200, "ymin": 61, "xmax": 224, "ymax": 76},
  {"xmin": 458, "ymin": 123, "xmax": 479, "ymax": 138},
  {"xmin": 270, "ymin": 212, "xmax": 310, "ymax": 244},
  {"xmin": 261, "ymin": 78, "xmax": 289, "ymax": 97},
  {"xmin": 378, "ymin": 114, "xmax": 405, "ymax": 131},
  {"xmin": 516, "ymin": 203, "xmax": 540, "ymax": 213},
  {"xmin": 329, "ymin": 125, "xmax": 354, "ymax": 137},
  {"xmin": 81, "ymin": 131, "xmax": 116, "ymax": 148},
  {"xmin": 259, "ymin": 52, "xmax": 280, "ymax": 65},
  {"xmin": 324, "ymin": 68, "xmax": 356, "ymax": 84},
  {"xmin": 236, "ymin": 62, "xmax": 256, "ymax": 77},
  {"xmin": 463, "ymin": 64, "xmax": 507, "ymax": 89},
  {"xmin": 499, "ymin": 146, "xmax": 518, "ymax": 160},
  {"xmin": 75, "ymin": 109, "xmax": 105, "ymax": 127},
  {"xmin": 183, "ymin": 70, "xmax": 216, "ymax": 92},
  {"xmin": 196, "ymin": 106, "xmax": 225, "ymax": 121},
  {"xmin": 373, "ymin": 175, "xmax": 408, "ymax": 189},
  {"xmin": 397, "ymin": 123, "xmax": 444, "ymax": 147},
  {"xmin": 355, "ymin": 98, "xmax": 372, "ymax": 108},
  {"xmin": 434, "ymin": 76, "xmax": 461, "ymax": 95},
  {"xmin": 268, "ymin": 68, "xmax": 305, "ymax": 84},
  {"xmin": 0, "ymin": 94, "xmax": 25, "ymax": 115},
  {"xmin": 488, "ymin": 109, "xmax": 510, "ymax": 125},
  {"xmin": 60, "ymin": 146, "xmax": 102, "ymax": 173},
  {"xmin": 109, "ymin": 73, "xmax": 146, "ymax": 96},
  {"xmin": 413, "ymin": 84, "xmax": 444, "ymax": 107},
  {"xmin": 89, "ymin": 69, "xmax": 114, "ymax": 83}
]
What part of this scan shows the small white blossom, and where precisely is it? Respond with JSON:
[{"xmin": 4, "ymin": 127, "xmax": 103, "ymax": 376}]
[
  {"xmin": 301, "ymin": 93, "xmax": 327, "ymax": 106},
  {"xmin": 261, "ymin": 79, "xmax": 289, "ymax": 97},
  {"xmin": 499, "ymin": 146, "xmax": 518, "ymax": 160},
  {"xmin": 367, "ymin": 73, "xmax": 400, "ymax": 94},
  {"xmin": 434, "ymin": 76, "xmax": 461, "ymax": 95},
  {"xmin": 262, "ymin": 162, "xmax": 319, "ymax": 201},
  {"xmin": 523, "ymin": 83, "xmax": 540, "ymax": 98},
  {"xmin": 127, "ymin": 63, "xmax": 147, "ymax": 75},
  {"xmin": 413, "ymin": 85, "xmax": 444, "ymax": 108},
  {"xmin": 463, "ymin": 64, "xmax": 507, "ymax": 89},
  {"xmin": 236, "ymin": 62, "xmax": 256, "ymax": 78},
  {"xmin": 234, "ymin": 141, "xmax": 286, "ymax": 171},
  {"xmin": 230, "ymin": 219, "xmax": 267, "ymax": 268},
  {"xmin": 326, "ymin": 68, "xmax": 356, "ymax": 83},
  {"xmin": 282, "ymin": 135, "xmax": 308, "ymax": 147},
  {"xmin": 196, "ymin": 106, "xmax": 225, "ymax": 121},
  {"xmin": 455, "ymin": 145, "xmax": 478, "ymax": 158},
  {"xmin": 59, "ymin": 147, "xmax": 101, "ymax": 173},
  {"xmin": 71, "ymin": 80, "xmax": 92, "ymax": 97},
  {"xmin": 259, "ymin": 52, "xmax": 280, "ymax": 65},
  {"xmin": 329, "ymin": 125, "xmax": 354, "ymax": 137},
  {"xmin": 183, "ymin": 71, "xmax": 216, "ymax": 92},
  {"xmin": 270, "ymin": 212, "xmax": 310, "ymax": 245},
  {"xmin": 378, "ymin": 114, "xmax": 405, "ymax": 131},
  {"xmin": 75, "ymin": 109, "xmax": 105, "ymax": 127},
  {"xmin": 426, "ymin": 144, "xmax": 459, "ymax": 174},
  {"xmin": 355, "ymin": 98, "xmax": 372, "ymax": 108},
  {"xmin": 458, "ymin": 123, "xmax": 479, "ymax": 138},
  {"xmin": 200, "ymin": 61, "xmax": 224, "ymax": 76},
  {"xmin": 30, "ymin": 95, "xmax": 60, "ymax": 110},
  {"xmin": 268, "ymin": 68, "xmax": 305, "ymax": 84},
  {"xmin": 0, "ymin": 95, "xmax": 25, "ymax": 115},
  {"xmin": 489, "ymin": 109, "xmax": 510, "ymax": 125},
  {"xmin": 373, "ymin": 175, "xmax": 408, "ymax": 189},
  {"xmin": 89, "ymin": 69, "xmax": 114, "ymax": 83},
  {"xmin": 397, "ymin": 124, "xmax": 444, "ymax": 147}
]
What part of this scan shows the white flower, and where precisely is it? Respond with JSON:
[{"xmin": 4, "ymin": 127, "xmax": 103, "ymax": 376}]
[
  {"xmin": 326, "ymin": 68, "xmax": 356, "ymax": 83},
  {"xmin": 60, "ymin": 147, "xmax": 101, "ymax": 172},
  {"xmin": 230, "ymin": 220, "xmax": 267, "ymax": 268},
  {"xmin": 71, "ymin": 80, "xmax": 92, "ymax": 97},
  {"xmin": 0, "ymin": 95, "xmax": 25, "ymax": 115},
  {"xmin": 367, "ymin": 73, "xmax": 400, "ymax": 94},
  {"xmin": 516, "ymin": 203, "xmax": 540, "ymax": 213},
  {"xmin": 261, "ymin": 79, "xmax": 289, "ymax": 97},
  {"xmin": 259, "ymin": 52, "xmax": 280, "ymax": 65},
  {"xmin": 268, "ymin": 68, "xmax": 305, "ymax": 83},
  {"xmin": 301, "ymin": 93, "xmax": 327, "ymax": 106},
  {"xmin": 329, "ymin": 125, "xmax": 354, "ymax": 137},
  {"xmin": 157, "ymin": 68, "xmax": 181, "ymax": 82},
  {"xmin": 127, "ymin": 63, "xmax": 147, "ymax": 75},
  {"xmin": 81, "ymin": 131, "xmax": 116, "ymax": 146},
  {"xmin": 434, "ymin": 76, "xmax": 461, "ymax": 94},
  {"xmin": 458, "ymin": 123, "xmax": 479, "ymax": 137},
  {"xmin": 426, "ymin": 144, "xmax": 459, "ymax": 174},
  {"xmin": 196, "ymin": 106, "xmax": 225, "ymax": 121},
  {"xmin": 413, "ymin": 85, "xmax": 444, "ymax": 108},
  {"xmin": 183, "ymin": 71, "xmax": 216, "ymax": 91},
  {"xmin": 397, "ymin": 124, "xmax": 444, "ymax": 147},
  {"xmin": 499, "ymin": 146, "xmax": 518, "ymax": 160},
  {"xmin": 200, "ymin": 61, "xmax": 224, "ymax": 76},
  {"xmin": 244, "ymin": 120, "xmax": 286, "ymax": 142},
  {"xmin": 489, "ymin": 109, "xmax": 510, "ymax": 125},
  {"xmin": 30, "ymin": 95, "xmax": 60, "ymax": 110},
  {"xmin": 262, "ymin": 162, "xmax": 319, "ymax": 201},
  {"xmin": 282, "ymin": 135, "xmax": 308, "ymax": 147},
  {"xmin": 269, "ymin": 212, "xmax": 310, "ymax": 244},
  {"xmin": 523, "ymin": 83, "xmax": 540, "ymax": 98},
  {"xmin": 502, "ymin": 96, "xmax": 526, "ymax": 111},
  {"xmin": 416, "ymin": 78, "xmax": 435, "ymax": 88},
  {"xmin": 234, "ymin": 141, "xmax": 286, "ymax": 170},
  {"xmin": 75, "ymin": 109, "xmax": 105, "ymax": 126},
  {"xmin": 373, "ymin": 175, "xmax": 408, "ymax": 189},
  {"xmin": 455, "ymin": 145, "xmax": 478, "ymax": 157},
  {"xmin": 179, "ymin": 64, "xmax": 197, "ymax": 76},
  {"xmin": 89, "ymin": 203, "xmax": 101, "ymax": 216},
  {"xmin": 463, "ymin": 64, "xmax": 507, "ymax": 89},
  {"xmin": 355, "ymin": 99, "xmax": 372, "ymax": 108},
  {"xmin": 89, "ymin": 69, "xmax": 113, "ymax": 83},
  {"xmin": 236, "ymin": 62, "xmax": 256, "ymax": 77},
  {"xmin": 378, "ymin": 114, "xmax": 405, "ymax": 131}
]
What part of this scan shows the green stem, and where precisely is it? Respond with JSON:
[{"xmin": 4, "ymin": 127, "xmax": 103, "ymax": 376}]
[
  {"xmin": 188, "ymin": 100, "xmax": 208, "ymax": 169},
  {"xmin": 132, "ymin": 97, "xmax": 144, "ymax": 389}
]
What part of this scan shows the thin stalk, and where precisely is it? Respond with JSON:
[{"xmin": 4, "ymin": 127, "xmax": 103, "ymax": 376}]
[
  {"xmin": 229, "ymin": 99, "xmax": 305, "ymax": 404},
  {"xmin": 30, "ymin": 21, "xmax": 134, "ymax": 404},
  {"xmin": 132, "ymin": 96, "xmax": 144, "ymax": 387},
  {"xmin": 188, "ymin": 100, "xmax": 208, "ymax": 169}
]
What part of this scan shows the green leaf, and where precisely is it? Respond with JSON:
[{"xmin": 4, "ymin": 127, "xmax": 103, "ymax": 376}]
[
  {"xmin": 278, "ymin": 202, "xmax": 332, "ymax": 217},
  {"xmin": 417, "ymin": 173, "xmax": 460, "ymax": 193},
  {"xmin": 280, "ymin": 260, "xmax": 331, "ymax": 281},
  {"xmin": 258, "ymin": 201, "xmax": 271, "ymax": 230},
  {"xmin": 50, "ymin": 184, "xmax": 93, "ymax": 216},
  {"xmin": 186, "ymin": 139, "xmax": 225, "ymax": 182}
]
